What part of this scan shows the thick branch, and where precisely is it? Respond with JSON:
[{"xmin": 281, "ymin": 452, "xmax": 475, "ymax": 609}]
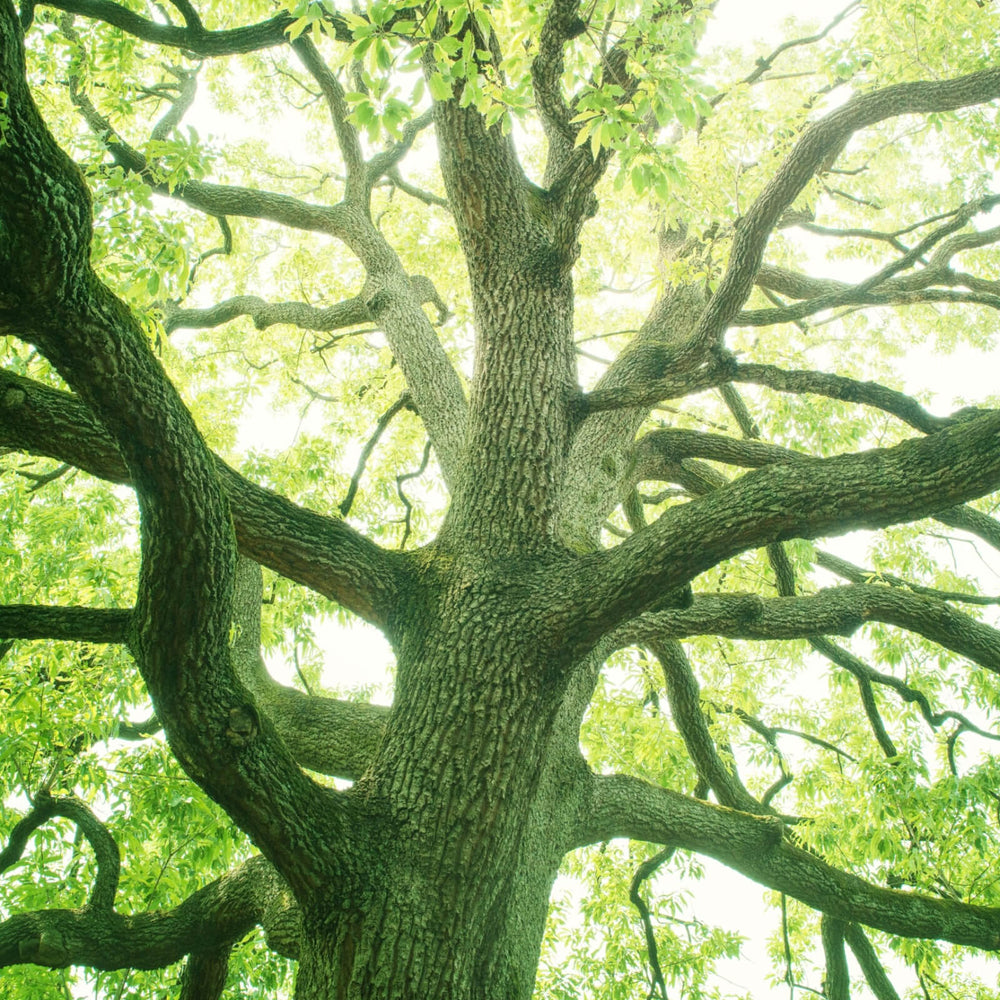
[
  {"xmin": 0, "ymin": 4, "xmax": 346, "ymax": 889},
  {"xmin": 578, "ymin": 772, "xmax": 1000, "ymax": 950},
  {"xmin": 0, "ymin": 369, "xmax": 404, "ymax": 627},
  {"xmin": 845, "ymin": 923, "xmax": 902, "ymax": 1000},
  {"xmin": 821, "ymin": 915, "xmax": 850, "ymax": 1000},
  {"xmin": 0, "ymin": 593, "xmax": 387, "ymax": 780},
  {"xmin": 578, "ymin": 355, "xmax": 736, "ymax": 415},
  {"xmin": 629, "ymin": 585, "xmax": 1000, "ymax": 676},
  {"xmin": 39, "ymin": 0, "xmax": 347, "ymax": 55},
  {"xmin": 0, "ymin": 604, "xmax": 131, "ymax": 643},
  {"xmin": 0, "ymin": 855, "xmax": 298, "ymax": 970},
  {"xmin": 178, "ymin": 945, "xmax": 231, "ymax": 1000},
  {"xmin": 531, "ymin": 0, "xmax": 581, "ymax": 171},
  {"xmin": 556, "ymin": 280, "xmax": 709, "ymax": 551},
  {"xmin": 562, "ymin": 411, "xmax": 1000, "ymax": 644}
]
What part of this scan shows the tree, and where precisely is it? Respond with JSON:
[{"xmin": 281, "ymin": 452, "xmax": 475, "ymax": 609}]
[{"xmin": 2, "ymin": 0, "xmax": 1000, "ymax": 994}]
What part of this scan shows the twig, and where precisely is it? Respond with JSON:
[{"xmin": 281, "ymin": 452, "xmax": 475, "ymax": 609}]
[{"xmin": 629, "ymin": 846, "xmax": 675, "ymax": 1000}]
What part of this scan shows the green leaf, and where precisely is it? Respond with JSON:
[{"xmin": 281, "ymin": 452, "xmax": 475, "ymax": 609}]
[{"xmin": 428, "ymin": 72, "xmax": 453, "ymax": 102}]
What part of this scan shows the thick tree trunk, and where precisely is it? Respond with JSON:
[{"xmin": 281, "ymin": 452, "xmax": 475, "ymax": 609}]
[{"xmin": 290, "ymin": 564, "xmax": 578, "ymax": 999}]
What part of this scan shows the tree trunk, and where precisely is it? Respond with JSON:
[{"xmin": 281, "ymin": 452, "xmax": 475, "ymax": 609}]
[{"xmin": 290, "ymin": 564, "xmax": 578, "ymax": 999}]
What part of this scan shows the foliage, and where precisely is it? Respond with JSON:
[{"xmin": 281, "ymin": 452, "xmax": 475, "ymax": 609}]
[{"xmin": 2, "ymin": 0, "xmax": 1000, "ymax": 997}]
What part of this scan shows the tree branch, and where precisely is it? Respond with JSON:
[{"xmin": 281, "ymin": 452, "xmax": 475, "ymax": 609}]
[
  {"xmin": 681, "ymin": 67, "xmax": 1000, "ymax": 366},
  {"xmin": 578, "ymin": 771, "xmax": 1000, "ymax": 951},
  {"xmin": 340, "ymin": 393, "xmax": 413, "ymax": 517},
  {"xmin": 0, "ymin": 854, "xmax": 299, "ymax": 970},
  {"xmin": 628, "ymin": 585, "xmax": 1000, "ymax": 677},
  {"xmin": 0, "ymin": 584, "xmax": 388, "ymax": 782},
  {"xmin": 0, "ymin": 5, "xmax": 349, "ymax": 889},
  {"xmin": 0, "ymin": 791, "xmax": 120, "ymax": 912},
  {"xmin": 742, "ymin": 201, "xmax": 1000, "ymax": 325},
  {"xmin": 178, "ymin": 945, "xmax": 231, "ymax": 1000},
  {"xmin": 934, "ymin": 504, "xmax": 1000, "ymax": 554},
  {"xmin": 814, "ymin": 548, "xmax": 1000, "ymax": 606},
  {"xmin": 731, "ymin": 362, "xmax": 957, "ymax": 435},
  {"xmin": 0, "ymin": 369, "xmax": 405, "ymax": 627},
  {"xmin": 844, "ymin": 923, "xmax": 902, "ymax": 1000},
  {"xmin": 651, "ymin": 638, "xmax": 764, "ymax": 814},
  {"xmin": 38, "ymin": 0, "xmax": 349, "ymax": 55},
  {"xmin": 632, "ymin": 427, "xmax": 811, "ymax": 473},
  {"xmin": 291, "ymin": 37, "xmax": 365, "ymax": 190},
  {"xmin": 164, "ymin": 275, "xmax": 449, "ymax": 335},
  {"xmin": 821, "ymin": 914, "xmax": 850, "ymax": 1000},
  {"xmin": 0, "ymin": 604, "xmax": 131, "ymax": 644},
  {"xmin": 229, "ymin": 557, "xmax": 387, "ymax": 782},
  {"xmin": 531, "ymin": 0, "xmax": 582, "ymax": 174},
  {"xmin": 564, "ymin": 411, "xmax": 1000, "ymax": 645}
]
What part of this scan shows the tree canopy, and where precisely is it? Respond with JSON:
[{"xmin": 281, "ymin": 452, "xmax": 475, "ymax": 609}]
[{"xmin": 2, "ymin": 0, "xmax": 1000, "ymax": 996}]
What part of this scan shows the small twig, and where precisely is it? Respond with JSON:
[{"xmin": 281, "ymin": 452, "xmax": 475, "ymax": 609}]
[
  {"xmin": 781, "ymin": 892, "xmax": 795, "ymax": 1000},
  {"xmin": 340, "ymin": 392, "xmax": 413, "ymax": 516},
  {"xmin": 16, "ymin": 462, "xmax": 73, "ymax": 492},
  {"xmin": 629, "ymin": 846, "xmax": 675, "ymax": 1000},
  {"xmin": 396, "ymin": 440, "xmax": 432, "ymax": 550}
]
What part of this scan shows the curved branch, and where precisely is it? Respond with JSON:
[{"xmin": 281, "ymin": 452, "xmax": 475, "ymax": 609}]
[
  {"xmin": 808, "ymin": 634, "xmax": 1000, "ymax": 746},
  {"xmin": 0, "ymin": 791, "xmax": 120, "ymax": 912},
  {"xmin": 723, "ymin": 3, "xmax": 861, "ymax": 96},
  {"xmin": 0, "ymin": 587, "xmax": 387, "ymax": 781},
  {"xmin": 531, "ymin": 0, "xmax": 584, "ymax": 176},
  {"xmin": 934, "ymin": 504, "xmax": 1000, "ymax": 554},
  {"xmin": 365, "ymin": 109, "xmax": 437, "ymax": 189},
  {"xmin": 716, "ymin": 704, "xmax": 856, "ymax": 763},
  {"xmin": 164, "ymin": 275, "xmax": 448, "ymax": 335},
  {"xmin": 291, "ymin": 37, "xmax": 364, "ymax": 189},
  {"xmin": 578, "ymin": 354, "xmax": 736, "ymax": 415},
  {"xmin": 652, "ymin": 638, "xmax": 764, "ymax": 814},
  {"xmin": 561, "ymin": 410, "xmax": 1000, "ymax": 644},
  {"xmin": 0, "ymin": 855, "xmax": 298, "ymax": 970},
  {"xmin": 731, "ymin": 362, "xmax": 957, "ymax": 434},
  {"xmin": 227, "ymin": 556, "xmax": 387, "ymax": 782},
  {"xmin": 0, "ymin": 369, "xmax": 405, "ymax": 627},
  {"xmin": 814, "ymin": 548, "xmax": 1000, "ymax": 606},
  {"xmin": 341, "ymin": 393, "xmax": 413, "ymax": 517},
  {"xmin": 633, "ymin": 427, "xmax": 811, "ymax": 473},
  {"xmin": 630, "ymin": 585, "xmax": 1000, "ymax": 676},
  {"xmin": 0, "ymin": 6, "xmax": 347, "ymax": 888},
  {"xmin": 743, "ymin": 197, "xmax": 1000, "ymax": 325},
  {"xmin": 681, "ymin": 67, "xmax": 1000, "ymax": 365},
  {"xmin": 39, "ymin": 0, "xmax": 348, "ymax": 55},
  {"xmin": 577, "ymin": 772, "xmax": 1000, "ymax": 951}
]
